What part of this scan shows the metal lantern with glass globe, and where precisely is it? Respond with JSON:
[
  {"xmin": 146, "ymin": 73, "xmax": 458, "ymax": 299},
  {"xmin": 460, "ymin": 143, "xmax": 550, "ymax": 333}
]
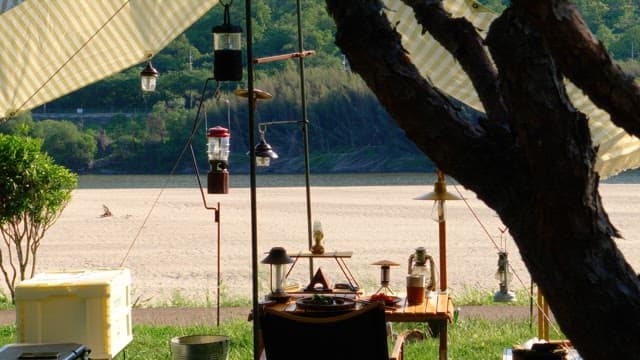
[
  {"xmin": 207, "ymin": 126, "xmax": 231, "ymax": 194},
  {"xmin": 415, "ymin": 169, "xmax": 461, "ymax": 294},
  {"xmin": 261, "ymin": 247, "xmax": 293, "ymax": 303},
  {"xmin": 140, "ymin": 60, "xmax": 159, "ymax": 92},
  {"xmin": 415, "ymin": 170, "xmax": 461, "ymax": 222},
  {"xmin": 255, "ymin": 129, "xmax": 278, "ymax": 167},
  {"xmin": 212, "ymin": 1, "xmax": 242, "ymax": 81},
  {"xmin": 493, "ymin": 251, "xmax": 516, "ymax": 302}
]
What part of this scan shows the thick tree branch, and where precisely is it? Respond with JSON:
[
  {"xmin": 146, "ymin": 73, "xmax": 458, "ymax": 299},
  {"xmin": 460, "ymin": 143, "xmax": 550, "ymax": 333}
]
[
  {"xmin": 325, "ymin": 0, "xmax": 524, "ymax": 211},
  {"xmin": 514, "ymin": 0, "xmax": 640, "ymax": 137},
  {"xmin": 402, "ymin": 0, "xmax": 510, "ymax": 135}
]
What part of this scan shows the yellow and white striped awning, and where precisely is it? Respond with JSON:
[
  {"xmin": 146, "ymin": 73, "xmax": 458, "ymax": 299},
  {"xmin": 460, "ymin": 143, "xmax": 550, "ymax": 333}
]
[
  {"xmin": 383, "ymin": 0, "xmax": 640, "ymax": 178},
  {"xmin": 0, "ymin": 0, "xmax": 217, "ymax": 118}
]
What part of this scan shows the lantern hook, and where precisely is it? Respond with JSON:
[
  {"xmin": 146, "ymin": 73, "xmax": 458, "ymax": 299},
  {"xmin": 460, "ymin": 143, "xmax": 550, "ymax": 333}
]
[{"xmin": 222, "ymin": 2, "xmax": 233, "ymax": 26}]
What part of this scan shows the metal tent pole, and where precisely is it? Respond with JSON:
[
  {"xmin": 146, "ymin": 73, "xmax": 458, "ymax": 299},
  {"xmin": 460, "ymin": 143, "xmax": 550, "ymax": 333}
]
[
  {"xmin": 295, "ymin": 0, "xmax": 314, "ymax": 281},
  {"xmin": 245, "ymin": 1, "xmax": 260, "ymax": 359}
]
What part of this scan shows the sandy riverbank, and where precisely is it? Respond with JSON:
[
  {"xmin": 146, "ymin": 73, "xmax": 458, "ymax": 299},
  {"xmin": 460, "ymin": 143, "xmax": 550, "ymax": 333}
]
[{"xmin": 8, "ymin": 183, "xmax": 640, "ymax": 305}]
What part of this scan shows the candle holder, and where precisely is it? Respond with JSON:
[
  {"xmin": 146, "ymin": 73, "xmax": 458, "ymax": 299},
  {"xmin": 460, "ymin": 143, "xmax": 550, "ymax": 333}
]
[
  {"xmin": 311, "ymin": 221, "xmax": 325, "ymax": 254},
  {"xmin": 371, "ymin": 260, "xmax": 400, "ymax": 294}
]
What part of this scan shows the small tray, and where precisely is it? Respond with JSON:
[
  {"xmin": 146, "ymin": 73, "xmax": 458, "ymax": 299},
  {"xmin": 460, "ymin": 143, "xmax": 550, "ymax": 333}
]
[
  {"xmin": 295, "ymin": 296, "xmax": 356, "ymax": 311},
  {"xmin": 362, "ymin": 295, "xmax": 403, "ymax": 307}
]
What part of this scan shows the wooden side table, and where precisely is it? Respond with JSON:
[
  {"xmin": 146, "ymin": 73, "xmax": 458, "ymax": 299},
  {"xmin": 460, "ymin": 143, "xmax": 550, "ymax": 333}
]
[{"xmin": 285, "ymin": 251, "xmax": 360, "ymax": 292}]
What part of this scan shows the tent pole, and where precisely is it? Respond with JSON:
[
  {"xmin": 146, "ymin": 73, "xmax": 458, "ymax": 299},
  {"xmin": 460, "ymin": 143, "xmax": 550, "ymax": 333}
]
[{"xmin": 245, "ymin": 1, "xmax": 260, "ymax": 359}]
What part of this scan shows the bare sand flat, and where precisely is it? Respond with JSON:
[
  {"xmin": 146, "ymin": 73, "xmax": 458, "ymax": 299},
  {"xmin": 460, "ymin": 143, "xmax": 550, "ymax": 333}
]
[{"xmin": 8, "ymin": 183, "xmax": 640, "ymax": 306}]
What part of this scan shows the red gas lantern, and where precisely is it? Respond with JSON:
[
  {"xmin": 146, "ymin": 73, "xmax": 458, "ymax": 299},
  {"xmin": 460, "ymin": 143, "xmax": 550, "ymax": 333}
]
[{"xmin": 207, "ymin": 126, "xmax": 230, "ymax": 194}]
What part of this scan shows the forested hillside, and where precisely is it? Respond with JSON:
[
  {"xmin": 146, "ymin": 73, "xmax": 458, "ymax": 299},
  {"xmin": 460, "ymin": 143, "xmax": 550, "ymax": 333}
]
[{"xmin": 2, "ymin": 0, "xmax": 638, "ymax": 174}]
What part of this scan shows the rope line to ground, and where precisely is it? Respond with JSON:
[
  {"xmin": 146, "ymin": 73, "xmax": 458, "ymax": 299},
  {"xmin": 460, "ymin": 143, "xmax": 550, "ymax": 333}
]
[
  {"xmin": 118, "ymin": 83, "xmax": 216, "ymax": 267},
  {"xmin": 452, "ymin": 183, "xmax": 560, "ymax": 338}
]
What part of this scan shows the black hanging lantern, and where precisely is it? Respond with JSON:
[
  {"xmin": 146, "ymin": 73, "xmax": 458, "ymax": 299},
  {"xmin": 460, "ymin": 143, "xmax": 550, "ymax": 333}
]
[
  {"xmin": 212, "ymin": 1, "xmax": 242, "ymax": 81},
  {"xmin": 254, "ymin": 129, "xmax": 278, "ymax": 167},
  {"xmin": 140, "ymin": 60, "xmax": 159, "ymax": 92}
]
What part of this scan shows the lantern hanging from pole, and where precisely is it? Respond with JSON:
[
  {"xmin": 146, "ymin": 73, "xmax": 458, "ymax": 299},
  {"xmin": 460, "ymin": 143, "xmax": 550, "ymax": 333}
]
[
  {"xmin": 212, "ymin": 2, "xmax": 242, "ymax": 81},
  {"xmin": 207, "ymin": 126, "xmax": 230, "ymax": 194},
  {"xmin": 414, "ymin": 170, "xmax": 461, "ymax": 222},
  {"xmin": 140, "ymin": 60, "xmax": 158, "ymax": 92},
  {"xmin": 255, "ymin": 128, "xmax": 278, "ymax": 167}
]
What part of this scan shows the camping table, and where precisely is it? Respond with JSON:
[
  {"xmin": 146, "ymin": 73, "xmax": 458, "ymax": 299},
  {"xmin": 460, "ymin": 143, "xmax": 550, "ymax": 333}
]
[{"xmin": 257, "ymin": 292, "xmax": 454, "ymax": 359}]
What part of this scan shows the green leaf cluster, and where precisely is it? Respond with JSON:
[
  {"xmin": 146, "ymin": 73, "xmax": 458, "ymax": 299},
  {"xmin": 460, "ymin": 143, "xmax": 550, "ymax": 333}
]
[
  {"xmin": 0, "ymin": 135, "xmax": 77, "ymax": 226},
  {"xmin": 11, "ymin": 65, "xmax": 432, "ymax": 174},
  {"xmin": 478, "ymin": 0, "xmax": 640, "ymax": 62}
]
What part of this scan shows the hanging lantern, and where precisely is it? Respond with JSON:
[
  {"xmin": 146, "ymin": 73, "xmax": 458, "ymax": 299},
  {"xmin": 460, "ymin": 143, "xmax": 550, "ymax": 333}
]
[
  {"xmin": 414, "ymin": 170, "xmax": 461, "ymax": 222},
  {"xmin": 493, "ymin": 251, "xmax": 516, "ymax": 302},
  {"xmin": 255, "ymin": 130, "xmax": 279, "ymax": 167},
  {"xmin": 140, "ymin": 60, "xmax": 159, "ymax": 92},
  {"xmin": 212, "ymin": 2, "xmax": 242, "ymax": 81},
  {"xmin": 207, "ymin": 126, "xmax": 230, "ymax": 194}
]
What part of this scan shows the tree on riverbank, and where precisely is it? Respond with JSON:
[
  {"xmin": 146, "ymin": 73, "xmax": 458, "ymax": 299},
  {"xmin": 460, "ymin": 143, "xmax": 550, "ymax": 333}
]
[
  {"xmin": 326, "ymin": 1, "xmax": 640, "ymax": 358},
  {"xmin": 0, "ymin": 135, "xmax": 77, "ymax": 301}
]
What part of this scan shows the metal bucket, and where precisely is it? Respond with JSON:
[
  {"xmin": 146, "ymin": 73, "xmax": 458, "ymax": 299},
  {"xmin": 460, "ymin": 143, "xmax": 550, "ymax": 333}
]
[{"xmin": 171, "ymin": 335, "xmax": 230, "ymax": 360}]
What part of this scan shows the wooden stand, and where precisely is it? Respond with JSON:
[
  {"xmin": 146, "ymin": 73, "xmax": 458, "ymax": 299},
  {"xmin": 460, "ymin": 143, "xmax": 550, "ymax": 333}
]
[{"xmin": 285, "ymin": 251, "xmax": 360, "ymax": 293}]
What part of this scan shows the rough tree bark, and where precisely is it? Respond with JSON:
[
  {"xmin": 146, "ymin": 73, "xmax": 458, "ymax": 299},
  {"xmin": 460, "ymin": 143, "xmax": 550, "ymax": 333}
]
[{"xmin": 325, "ymin": 1, "xmax": 640, "ymax": 359}]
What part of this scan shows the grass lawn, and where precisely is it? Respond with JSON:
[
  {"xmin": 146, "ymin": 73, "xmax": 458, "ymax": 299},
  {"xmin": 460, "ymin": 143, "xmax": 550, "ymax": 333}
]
[{"xmin": 0, "ymin": 317, "xmax": 542, "ymax": 359}]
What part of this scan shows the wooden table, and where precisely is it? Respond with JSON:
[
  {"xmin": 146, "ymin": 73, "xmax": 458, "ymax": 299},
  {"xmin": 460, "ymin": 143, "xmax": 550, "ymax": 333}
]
[
  {"xmin": 260, "ymin": 292, "xmax": 454, "ymax": 359},
  {"xmin": 266, "ymin": 293, "xmax": 452, "ymax": 319}
]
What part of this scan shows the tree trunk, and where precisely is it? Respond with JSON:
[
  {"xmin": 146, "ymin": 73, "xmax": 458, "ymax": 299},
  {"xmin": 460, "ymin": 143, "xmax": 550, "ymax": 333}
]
[
  {"xmin": 513, "ymin": 0, "xmax": 640, "ymax": 136},
  {"xmin": 325, "ymin": 1, "xmax": 640, "ymax": 358}
]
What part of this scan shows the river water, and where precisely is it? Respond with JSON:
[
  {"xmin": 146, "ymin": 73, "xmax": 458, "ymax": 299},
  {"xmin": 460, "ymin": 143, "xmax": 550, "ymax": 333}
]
[{"xmin": 77, "ymin": 169, "xmax": 640, "ymax": 189}]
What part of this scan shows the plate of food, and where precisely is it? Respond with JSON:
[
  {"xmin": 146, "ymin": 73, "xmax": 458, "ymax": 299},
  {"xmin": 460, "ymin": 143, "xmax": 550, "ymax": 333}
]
[
  {"xmin": 295, "ymin": 294, "xmax": 356, "ymax": 311},
  {"xmin": 364, "ymin": 293, "xmax": 403, "ymax": 307}
]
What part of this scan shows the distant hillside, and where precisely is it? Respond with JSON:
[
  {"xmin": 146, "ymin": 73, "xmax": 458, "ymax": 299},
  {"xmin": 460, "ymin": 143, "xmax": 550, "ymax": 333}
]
[{"xmin": 13, "ymin": 0, "xmax": 639, "ymax": 174}]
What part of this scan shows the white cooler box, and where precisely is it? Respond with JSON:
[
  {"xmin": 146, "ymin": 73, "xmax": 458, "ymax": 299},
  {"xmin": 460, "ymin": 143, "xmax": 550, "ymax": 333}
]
[{"xmin": 15, "ymin": 268, "xmax": 132, "ymax": 359}]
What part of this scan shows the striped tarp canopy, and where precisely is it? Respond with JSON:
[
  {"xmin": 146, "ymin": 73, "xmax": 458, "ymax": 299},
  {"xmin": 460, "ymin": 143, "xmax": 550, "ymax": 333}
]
[
  {"xmin": 383, "ymin": 0, "xmax": 640, "ymax": 178},
  {"xmin": 0, "ymin": 0, "xmax": 217, "ymax": 119}
]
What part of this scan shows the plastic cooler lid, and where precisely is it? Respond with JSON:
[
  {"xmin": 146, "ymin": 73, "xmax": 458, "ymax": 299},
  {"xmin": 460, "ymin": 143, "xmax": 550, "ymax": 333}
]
[{"xmin": 15, "ymin": 268, "xmax": 130, "ymax": 299}]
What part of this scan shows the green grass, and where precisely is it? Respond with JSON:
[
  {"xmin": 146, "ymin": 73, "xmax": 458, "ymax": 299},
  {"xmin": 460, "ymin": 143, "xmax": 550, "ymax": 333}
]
[
  {"xmin": 0, "ymin": 287, "xmax": 545, "ymax": 359},
  {"xmin": 0, "ymin": 291, "xmax": 12, "ymax": 310},
  {"xmin": 0, "ymin": 318, "xmax": 543, "ymax": 360},
  {"xmin": 453, "ymin": 286, "xmax": 532, "ymax": 306}
]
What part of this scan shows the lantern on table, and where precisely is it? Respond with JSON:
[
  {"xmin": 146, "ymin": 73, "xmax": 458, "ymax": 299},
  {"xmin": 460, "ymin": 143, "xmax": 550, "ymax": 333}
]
[
  {"xmin": 262, "ymin": 247, "xmax": 293, "ymax": 302},
  {"xmin": 207, "ymin": 126, "xmax": 230, "ymax": 194},
  {"xmin": 408, "ymin": 246, "xmax": 437, "ymax": 293}
]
